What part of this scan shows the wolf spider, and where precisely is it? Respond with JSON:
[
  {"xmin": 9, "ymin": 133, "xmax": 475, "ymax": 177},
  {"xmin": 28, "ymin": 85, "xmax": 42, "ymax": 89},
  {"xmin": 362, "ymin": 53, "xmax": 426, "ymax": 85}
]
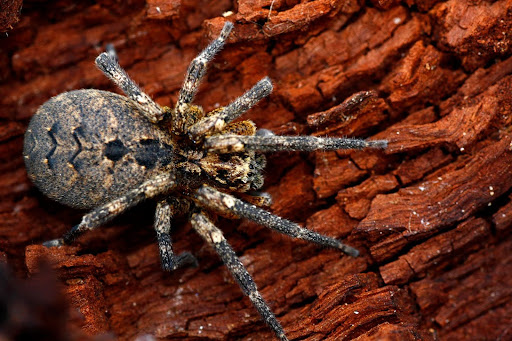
[{"xmin": 24, "ymin": 22, "xmax": 387, "ymax": 340}]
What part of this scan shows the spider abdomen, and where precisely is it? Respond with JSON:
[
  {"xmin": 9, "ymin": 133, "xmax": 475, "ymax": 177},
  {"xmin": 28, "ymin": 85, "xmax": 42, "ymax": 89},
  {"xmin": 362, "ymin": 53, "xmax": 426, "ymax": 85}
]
[{"xmin": 24, "ymin": 89, "xmax": 176, "ymax": 209}]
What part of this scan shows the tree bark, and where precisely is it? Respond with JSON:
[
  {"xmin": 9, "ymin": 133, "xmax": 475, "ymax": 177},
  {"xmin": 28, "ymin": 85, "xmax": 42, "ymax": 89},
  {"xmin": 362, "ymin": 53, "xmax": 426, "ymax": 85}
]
[{"xmin": 1, "ymin": 0, "xmax": 512, "ymax": 340}]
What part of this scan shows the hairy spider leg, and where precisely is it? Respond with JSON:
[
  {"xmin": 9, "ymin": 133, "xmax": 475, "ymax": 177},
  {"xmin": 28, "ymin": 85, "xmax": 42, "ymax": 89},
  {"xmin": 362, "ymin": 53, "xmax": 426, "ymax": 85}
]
[
  {"xmin": 155, "ymin": 199, "xmax": 198, "ymax": 271},
  {"xmin": 194, "ymin": 185, "xmax": 359, "ymax": 257},
  {"xmin": 174, "ymin": 21, "xmax": 234, "ymax": 133},
  {"xmin": 95, "ymin": 50, "xmax": 164, "ymax": 123},
  {"xmin": 204, "ymin": 134, "xmax": 388, "ymax": 153},
  {"xmin": 187, "ymin": 77, "xmax": 273, "ymax": 140},
  {"xmin": 190, "ymin": 211, "xmax": 288, "ymax": 341},
  {"xmin": 43, "ymin": 173, "xmax": 178, "ymax": 247}
]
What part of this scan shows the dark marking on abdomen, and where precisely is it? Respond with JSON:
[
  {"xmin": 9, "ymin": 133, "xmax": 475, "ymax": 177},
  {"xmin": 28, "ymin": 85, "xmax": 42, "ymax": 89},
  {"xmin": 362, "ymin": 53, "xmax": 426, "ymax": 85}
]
[
  {"xmin": 104, "ymin": 139, "xmax": 129, "ymax": 162},
  {"xmin": 46, "ymin": 122, "xmax": 60, "ymax": 170},
  {"xmin": 69, "ymin": 126, "xmax": 84, "ymax": 168},
  {"xmin": 134, "ymin": 139, "xmax": 174, "ymax": 169}
]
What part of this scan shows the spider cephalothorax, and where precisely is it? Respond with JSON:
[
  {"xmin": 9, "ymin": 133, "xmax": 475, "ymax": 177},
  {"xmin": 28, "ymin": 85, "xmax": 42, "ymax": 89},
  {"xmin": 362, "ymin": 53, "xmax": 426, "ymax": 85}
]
[{"xmin": 23, "ymin": 22, "xmax": 387, "ymax": 340}]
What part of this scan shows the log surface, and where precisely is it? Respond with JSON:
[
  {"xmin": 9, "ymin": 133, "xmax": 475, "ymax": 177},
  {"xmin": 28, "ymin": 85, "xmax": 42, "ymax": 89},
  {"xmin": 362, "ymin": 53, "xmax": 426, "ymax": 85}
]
[{"xmin": 1, "ymin": 0, "xmax": 512, "ymax": 340}]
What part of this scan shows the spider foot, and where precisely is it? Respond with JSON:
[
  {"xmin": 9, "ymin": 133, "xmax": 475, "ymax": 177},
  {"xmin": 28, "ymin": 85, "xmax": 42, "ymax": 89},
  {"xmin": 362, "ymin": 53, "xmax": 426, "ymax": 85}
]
[
  {"xmin": 42, "ymin": 238, "xmax": 65, "ymax": 247},
  {"xmin": 336, "ymin": 242, "xmax": 360, "ymax": 257},
  {"xmin": 160, "ymin": 250, "xmax": 198, "ymax": 272}
]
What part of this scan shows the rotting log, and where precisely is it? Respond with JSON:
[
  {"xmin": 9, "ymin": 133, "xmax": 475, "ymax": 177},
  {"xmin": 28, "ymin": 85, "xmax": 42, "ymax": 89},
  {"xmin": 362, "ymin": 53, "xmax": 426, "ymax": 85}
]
[{"xmin": 1, "ymin": 0, "xmax": 512, "ymax": 340}]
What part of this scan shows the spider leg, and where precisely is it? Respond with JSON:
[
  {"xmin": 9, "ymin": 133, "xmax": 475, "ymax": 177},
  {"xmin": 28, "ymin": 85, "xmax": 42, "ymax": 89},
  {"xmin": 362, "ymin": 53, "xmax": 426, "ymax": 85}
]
[
  {"xmin": 95, "ymin": 48, "xmax": 165, "ymax": 123},
  {"xmin": 205, "ymin": 135, "xmax": 388, "ymax": 153},
  {"xmin": 43, "ymin": 173, "xmax": 178, "ymax": 247},
  {"xmin": 187, "ymin": 77, "xmax": 273, "ymax": 139},
  {"xmin": 105, "ymin": 44, "xmax": 118, "ymax": 62},
  {"xmin": 194, "ymin": 185, "xmax": 359, "ymax": 257},
  {"xmin": 155, "ymin": 199, "xmax": 198, "ymax": 271},
  {"xmin": 174, "ymin": 22, "xmax": 234, "ymax": 133},
  {"xmin": 190, "ymin": 211, "xmax": 288, "ymax": 341}
]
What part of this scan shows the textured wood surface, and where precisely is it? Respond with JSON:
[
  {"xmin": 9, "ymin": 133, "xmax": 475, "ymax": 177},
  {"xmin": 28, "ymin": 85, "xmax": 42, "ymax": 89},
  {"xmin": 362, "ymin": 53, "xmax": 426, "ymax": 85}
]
[{"xmin": 2, "ymin": 0, "xmax": 512, "ymax": 340}]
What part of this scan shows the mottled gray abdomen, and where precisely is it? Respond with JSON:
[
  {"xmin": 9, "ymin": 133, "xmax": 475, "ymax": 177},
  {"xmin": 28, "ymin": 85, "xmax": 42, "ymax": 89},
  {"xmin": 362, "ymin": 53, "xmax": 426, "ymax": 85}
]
[{"xmin": 24, "ymin": 89, "xmax": 175, "ymax": 209}]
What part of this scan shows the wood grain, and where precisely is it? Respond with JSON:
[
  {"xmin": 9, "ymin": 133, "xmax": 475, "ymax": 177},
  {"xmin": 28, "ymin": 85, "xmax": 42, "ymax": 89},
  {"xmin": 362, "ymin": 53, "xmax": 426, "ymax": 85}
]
[{"xmin": 1, "ymin": 0, "xmax": 512, "ymax": 340}]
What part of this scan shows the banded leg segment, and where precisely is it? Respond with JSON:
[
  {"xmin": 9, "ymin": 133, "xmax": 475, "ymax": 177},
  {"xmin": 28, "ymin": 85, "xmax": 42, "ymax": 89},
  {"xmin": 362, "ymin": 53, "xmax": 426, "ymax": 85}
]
[
  {"xmin": 95, "ymin": 50, "xmax": 164, "ymax": 123},
  {"xmin": 43, "ymin": 173, "xmax": 178, "ymax": 247},
  {"xmin": 195, "ymin": 185, "xmax": 359, "ymax": 257},
  {"xmin": 187, "ymin": 77, "xmax": 273, "ymax": 139},
  {"xmin": 205, "ymin": 135, "xmax": 388, "ymax": 153},
  {"xmin": 155, "ymin": 199, "xmax": 197, "ymax": 271},
  {"xmin": 174, "ymin": 22, "xmax": 234, "ymax": 133},
  {"xmin": 190, "ymin": 211, "xmax": 288, "ymax": 341}
]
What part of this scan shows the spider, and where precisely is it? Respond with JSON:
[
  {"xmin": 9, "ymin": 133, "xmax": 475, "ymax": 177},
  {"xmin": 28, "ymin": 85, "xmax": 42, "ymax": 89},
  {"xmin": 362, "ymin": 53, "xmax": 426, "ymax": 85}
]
[{"xmin": 23, "ymin": 22, "xmax": 387, "ymax": 340}]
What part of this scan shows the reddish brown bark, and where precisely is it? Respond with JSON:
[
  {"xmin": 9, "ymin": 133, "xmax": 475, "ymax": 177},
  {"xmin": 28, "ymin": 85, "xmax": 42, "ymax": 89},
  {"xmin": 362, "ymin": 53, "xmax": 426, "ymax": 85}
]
[
  {"xmin": 0, "ymin": 0, "xmax": 22, "ymax": 32},
  {"xmin": 2, "ymin": 0, "xmax": 512, "ymax": 340}
]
